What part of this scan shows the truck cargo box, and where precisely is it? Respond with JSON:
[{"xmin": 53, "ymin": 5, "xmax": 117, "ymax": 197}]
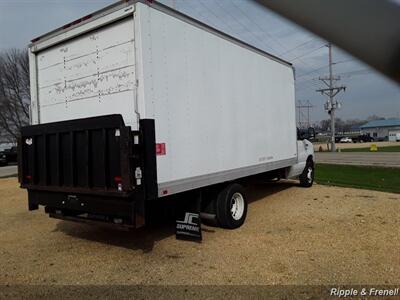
[
  {"xmin": 21, "ymin": 0, "xmax": 314, "ymax": 229},
  {"xmin": 28, "ymin": 0, "xmax": 297, "ymax": 197}
]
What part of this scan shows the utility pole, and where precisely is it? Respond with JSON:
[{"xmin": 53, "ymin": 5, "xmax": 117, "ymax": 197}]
[
  {"xmin": 296, "ymin": 100, "xmax": 313, "ymax": 129},
  {"xmin": 317, "ymin": 42, "xmax": 346, "ymax": 152}
]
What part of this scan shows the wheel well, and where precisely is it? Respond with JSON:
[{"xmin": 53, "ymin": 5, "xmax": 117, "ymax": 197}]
[{"xmin": 307, "ymin": 155, "xmax": 314, "ymax": 163}]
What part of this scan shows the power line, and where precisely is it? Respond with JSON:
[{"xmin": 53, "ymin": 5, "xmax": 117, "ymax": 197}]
[
  {"xmin": 230, "ymin": 1, "xmax": 288, "ymax": 53},
  {"xmin": 288, "ymin": 44, "xmax": 326, "ymax": 61},
  {"xmin": 186, "ymin": 1, "xmax": 221, "ymax": 29},
  {"xmin": 296, "ymin": 80, "xmax": 323, "ymax": 93},
  {"xmin": 296, "ymin": 56, "xmax": 357, "ymax": 81},
  {"xmin": 299, "ymin": 67, "xmax": 372, "ymax": 86},
  {"xmin": 211, "ymin": 1, "xmax": 279, "ymax": 53},
  {"xmin": 179, "ymin": 0, "xmax": 335, "ymax": 79},
  {"xmin": 336, "ymin": 68, "xmax": 373, "ymax": 77},
  {"xmin": 227, "ymin": 1, "xmax": 325, "ymax": 71},
  {"xmin": 297, "ymin": 75, "xmax": 322, "ymax": 87},
  {"xmin": 179, "ymin": 0, "xmax": 326, "ymax": 81},
  {"xmin": 280, "ymin": 37, "xmax": 318, "ymax": 56},
  {"xmin": 298, "ymin": 64, "xmax": 368, "ymax": 86},
  {"xmin": 334, "ymin": 58, "xmax": 356, "ymax": 65},
  {"xmin": 187, "ymin": 1, "xmax": 352, "ymax": 105},
  {"xmin": 296, "ymin": 64, "xmax": 330, "ymax": 79}
]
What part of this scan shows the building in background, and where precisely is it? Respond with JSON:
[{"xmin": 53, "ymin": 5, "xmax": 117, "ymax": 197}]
[{"xmin": 360, "ymin": 119, "xmax": 400, "ymax": 141}]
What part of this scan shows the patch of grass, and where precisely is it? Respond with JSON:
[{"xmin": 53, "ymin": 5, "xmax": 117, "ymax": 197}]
[
  {"xmin": 341, "ymin": 145, "xmax": 400, "ymax": 152},
  {"xmin": 315, "ymin": 164, "xmax": 400, "ymax": 193}
]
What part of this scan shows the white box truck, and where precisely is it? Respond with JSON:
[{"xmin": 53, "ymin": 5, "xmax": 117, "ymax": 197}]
[{"xmin": 19, "ymin": 0, "xmax": 315, "ymax": 230}]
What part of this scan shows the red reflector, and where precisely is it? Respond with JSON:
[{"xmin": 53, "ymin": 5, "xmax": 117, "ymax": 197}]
[
  {"xmin": 114, "ymin": 176, "xmax": 122, "ymax": 183},
  {"xmin": 63, "ymin": 23, "xmax": 72, "ymax": 29},
  {"xmin": 71, "ymin": 19, "xmax": 81, "ymax": 25},
  {"xmin": 82, "ymin": 14, "xmax": 92, "ymax": 21},
  {"xmin": 26, "ymin": 175, "xmax": 32, "ymax": 180},
  {"xmin": 156, "ymin": 143, "xmax": 166, "ymax": 155},
  {"xmin": 162, "ymin": 190, "xmax": 168, "ymax": 195}
]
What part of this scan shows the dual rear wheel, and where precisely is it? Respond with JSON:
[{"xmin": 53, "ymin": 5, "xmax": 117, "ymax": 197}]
[
  {"xmin": 207, "ymin": 160, "xmax": 314, "ymax": 229},
  {"xmin": 215, "ymin": 183, "xmax": 247, "ymax": 229}
]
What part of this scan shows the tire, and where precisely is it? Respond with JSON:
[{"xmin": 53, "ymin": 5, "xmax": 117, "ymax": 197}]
[
  {"xmin": 216, "ymin": 183, "xmax": 247, "ymax": 229},
  {"xmin": 299, "ymin": 160, "xmax": 314, "ymax": 187}
]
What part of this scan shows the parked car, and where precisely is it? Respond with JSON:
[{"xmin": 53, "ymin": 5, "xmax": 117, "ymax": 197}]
[
  {"xmin": 353, "ymin": 135, "xmax": 374, "ymax": 143},
  {"xmin": 340, "ymin": 137, "xmax": 353, "ymax": 143},
  {"xmin": 0, "ymin": 152, "xmax": 7, "ymax": 166},
  {"xmin": 3, "ymin": 147, "xmax": 18, "ymax": 163}
]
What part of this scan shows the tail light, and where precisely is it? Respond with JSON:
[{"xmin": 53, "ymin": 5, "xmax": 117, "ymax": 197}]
[{"xmin": 114, "ymin": 176, "xmax": 123, "ymax": 191}]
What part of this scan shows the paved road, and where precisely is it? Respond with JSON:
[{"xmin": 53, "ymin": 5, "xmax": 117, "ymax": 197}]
[
  {"xmin": 315, "ymin": 152, "xmax": 400, "ymax": 168},
  {"xmin": 0, "ymin": 165, "xmax": 18, "ymax": 178},
  {"xmin": 314, "ymin": 141, "xmax": 400, "ymax": 152}
]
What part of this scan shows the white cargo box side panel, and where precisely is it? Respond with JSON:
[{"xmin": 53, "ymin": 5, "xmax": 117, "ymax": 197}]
[
  {"xmin": 136, "ymin": 3, "xmax": 297, "ymax": 194},
  {"xmin": 35, "ymin": 17, "xmax": 138, "ymax": 128}
]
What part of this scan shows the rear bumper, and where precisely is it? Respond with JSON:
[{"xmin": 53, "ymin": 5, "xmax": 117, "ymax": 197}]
[{"xmin": 28, "ymin": 190, "xmax": 143, "ymax": 228}]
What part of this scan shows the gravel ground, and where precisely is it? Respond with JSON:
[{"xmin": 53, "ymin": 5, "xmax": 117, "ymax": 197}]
[{"xmin": 1, "ymin": 177, "xmax": 399, "ymax": 288}]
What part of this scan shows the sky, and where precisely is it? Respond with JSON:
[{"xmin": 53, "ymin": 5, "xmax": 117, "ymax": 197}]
[{"xmin": 0, "ymin": 0, "xmax": 399, "ymax": 124}]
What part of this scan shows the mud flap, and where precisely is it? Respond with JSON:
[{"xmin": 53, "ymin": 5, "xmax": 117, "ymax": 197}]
[{"xmin": 175, "ymin": 191, "xmax": 202, "ymax": 241}]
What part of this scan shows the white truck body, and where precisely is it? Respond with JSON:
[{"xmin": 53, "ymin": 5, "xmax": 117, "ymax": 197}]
[{"xmin": 28, "ymin": 0, "xmax": 312, "ymax": 198}]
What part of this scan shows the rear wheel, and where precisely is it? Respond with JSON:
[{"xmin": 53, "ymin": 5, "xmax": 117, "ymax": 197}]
[
  {"xmin": 299, "ymin": 159, "xmax": 314, "ymax": 187},
  {"xmin": 216, "ymin": 183, "xmax": 247, "ymax": 229}
]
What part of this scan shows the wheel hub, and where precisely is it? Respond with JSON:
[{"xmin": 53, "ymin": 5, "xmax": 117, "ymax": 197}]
[
  {"xmin": 230, "ymin": 192, "xmax": 245, "ymax": 220},
  {"xmin": 307, "ymin": 167, "xmax": 313, "ymax": 182}
]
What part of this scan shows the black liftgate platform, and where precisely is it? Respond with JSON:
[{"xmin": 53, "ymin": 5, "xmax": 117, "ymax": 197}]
[{"xmin": 18, "ymin": 114, "xmax": 157, "ymax": 228}]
